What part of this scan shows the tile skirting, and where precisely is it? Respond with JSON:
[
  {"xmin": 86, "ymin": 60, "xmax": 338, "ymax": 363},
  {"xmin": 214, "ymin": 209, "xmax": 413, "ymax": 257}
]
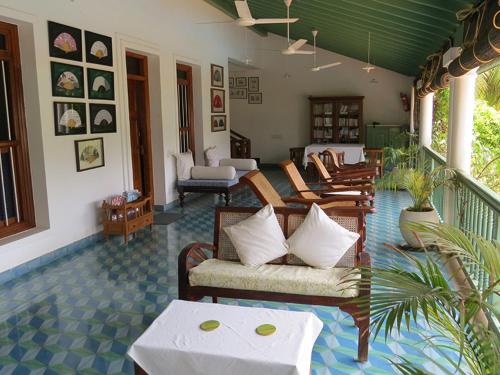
[{"xmin": 0, "ymin": 231, "xmax": 104, "ymax": 285}]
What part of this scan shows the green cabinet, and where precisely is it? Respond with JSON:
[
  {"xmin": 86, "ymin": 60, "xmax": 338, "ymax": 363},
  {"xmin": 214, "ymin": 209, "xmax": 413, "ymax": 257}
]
[{"xmin": 366, "ymin": 125, "xmax": 406, "ymax": 148}]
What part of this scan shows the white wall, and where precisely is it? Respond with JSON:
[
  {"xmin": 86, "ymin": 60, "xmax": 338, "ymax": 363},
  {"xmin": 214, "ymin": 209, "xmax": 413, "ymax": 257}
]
[
  {"xmin": 229, "ymin": 34, "xmax": 413, "ymax": 163},
  {"xmin": 0, "ymin": 0, "xmax": 263, "ymax": 273}
]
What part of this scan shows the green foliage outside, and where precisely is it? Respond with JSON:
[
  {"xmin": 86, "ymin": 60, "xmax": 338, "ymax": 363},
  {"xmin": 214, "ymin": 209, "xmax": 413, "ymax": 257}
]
[{"xmin": 431, "ymin": 66, "xmax": 500, "ymax": 193}]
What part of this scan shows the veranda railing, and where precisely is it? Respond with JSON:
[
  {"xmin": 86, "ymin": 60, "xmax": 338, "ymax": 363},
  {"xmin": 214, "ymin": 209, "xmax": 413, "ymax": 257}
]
[{"xmin": 422, "ymin": 146, "xmax": 499, "ymax": 299}]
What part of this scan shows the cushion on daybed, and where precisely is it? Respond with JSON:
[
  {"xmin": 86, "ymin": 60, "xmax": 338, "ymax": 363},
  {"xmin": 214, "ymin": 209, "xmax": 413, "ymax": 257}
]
[
  {"xmin": 191, "ymin": 166, "xmax": 236, "ymax": 180},
  {"xmin": 174, "ymin": 151, "xmax": 194, "ymax": 180},
  {"xmin": 189, "ymin": 258, "xmax": 360, "ymax": 298},
  {"xmin": 177, "ymin": 178, "xmax": 239, "ymax": 188},
  {"xmin": 219, "ymin": 158, "xmax": 257, "ymax": 171}
]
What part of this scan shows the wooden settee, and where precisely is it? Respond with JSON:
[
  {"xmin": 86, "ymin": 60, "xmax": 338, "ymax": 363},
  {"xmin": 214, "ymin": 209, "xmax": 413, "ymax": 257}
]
[{"xmin": 178, "ymin": 206, "xmax": 371, "ymax": 362}]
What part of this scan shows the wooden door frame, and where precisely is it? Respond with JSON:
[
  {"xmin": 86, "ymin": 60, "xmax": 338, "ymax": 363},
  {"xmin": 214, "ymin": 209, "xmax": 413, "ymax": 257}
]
[
  {"xmin": 126, "ymin": 51, "xmax": 154, "ymax": 200},
  {"xmin": 176, "ymin": 63, "xmax": 195, "ymax": 159}
]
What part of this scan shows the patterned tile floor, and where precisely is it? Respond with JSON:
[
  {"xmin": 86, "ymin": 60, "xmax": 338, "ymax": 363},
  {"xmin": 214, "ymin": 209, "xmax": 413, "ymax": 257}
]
[{"xmin": 0, "ymin": 167, "xmax": 449, "ymax": 374}]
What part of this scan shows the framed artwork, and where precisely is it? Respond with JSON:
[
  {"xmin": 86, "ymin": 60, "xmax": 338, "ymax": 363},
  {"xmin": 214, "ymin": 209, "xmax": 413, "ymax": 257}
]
[
  {"xmin": 211, "ymin": 115, "xmax": 226, "ymax": 132},
  {"xmin": 248, "ymin": 77, "xmax": 259, "ymax": 92},
  {"xmin": 53, "ymin": 102, "xmax": 86, "ymax": 136},
  {"xmin": 230, "ymin": 88, "xmax": 247, "ymax": 99},
  {"xmin": 229, "ymin": 77, "xmax": 234, "ymax": 88},
  {"xmin": 211, "ymin": 64, "xmax": 224, "ymax": 88},
  {"xmin": 75, "ymin": 137, "xmax": 105, "ymax": 172},
  {"xmin": 48, "ymin": 21, "xmax": 82, "ymax": 61},
  {"xmin": 85, "ymin": 31, "xmax": 113, "ymax": 66},
  {"xmin": 87, "ymin": 68, "xmax": 114, "ymax": 100},
  {"xmin": 51, "ymin": 62, "xmax": 84, "ymax": 98},
  {"xmin": 90, "ymin": 104, "xmax": 116, "ymax": 133},
  {"xmin": 248, "ymin": 92, "xmax": 262, "ymax": 104},
  {"xmin": 211, "ymin": 88, "xmax": 225, "ymax": 113},
  {"xmin": 235, "ymin": 77, "xmax": 247, "ymax": 88}
]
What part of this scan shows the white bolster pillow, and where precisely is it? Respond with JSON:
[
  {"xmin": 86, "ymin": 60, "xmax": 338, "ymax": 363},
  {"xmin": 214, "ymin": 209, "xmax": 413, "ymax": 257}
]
[
  {"xmin": 191, "ymin": 166, "xmax": 236, "ymax": 180},
  {"xmin": 219, "ymin": 158, "xmax": 257, "ymax": 171}
]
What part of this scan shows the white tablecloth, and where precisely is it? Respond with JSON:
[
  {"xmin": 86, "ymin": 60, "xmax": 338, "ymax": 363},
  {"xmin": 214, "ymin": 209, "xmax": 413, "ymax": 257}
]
[
  {"xmin": 128, "ymin": 300, "xmax": 323, "ymax": 375},
  {"xmin": 303, "ymin": 143, "xmax": 365, "ymax": 167}
]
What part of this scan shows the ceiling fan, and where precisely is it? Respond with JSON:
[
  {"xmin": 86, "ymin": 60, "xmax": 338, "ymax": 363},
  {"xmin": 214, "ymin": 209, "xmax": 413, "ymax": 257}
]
[
  {"xmin": 310, "ymin": 30, "xmax": 341, "ymax": 71},
  {"xmin": 362, "ymin": 32, "xmax": 375, "ymax": 73},
  {"xmin": 281, "ymin": 1, "xmax": 314, "ymax": 55},
  {"xmin": 197, "ymin": 0, "xmax": 298, "ymax": 27}
]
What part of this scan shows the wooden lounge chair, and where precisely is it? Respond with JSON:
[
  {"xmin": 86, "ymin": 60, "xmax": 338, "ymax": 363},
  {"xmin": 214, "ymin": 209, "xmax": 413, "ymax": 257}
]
[
  {"xmin": 364, "ymin": 148, "xmax": 384, "ymax": 177},
  {"xmin": 279, "ymin": 160, "xmax": 375, "ymax": 212},
  {"xmin": 239, "ymin": 170, "xmax": 373, "ymax": 210},
  {"xmin": 308, "ymin": 153, "xmax": 375, "ymax": 196},
  {"xmin": 322, "ymin": 149, "xmax": 378, "ymax": 181}
]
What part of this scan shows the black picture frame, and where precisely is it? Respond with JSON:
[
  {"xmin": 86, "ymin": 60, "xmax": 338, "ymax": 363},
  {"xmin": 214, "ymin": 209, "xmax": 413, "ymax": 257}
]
[
  {"xmin": 51, "ymin": 62, "xmax": 84, "ymax": 98},
  {"xmin": 48, "ymin": 21, "xmax": 82, "ymax": 61},
  {"xmin": 248, "ymin": 92, "xmax": 262, "ymax": 104},
  {"xmin": 90, "ymin": 103, "xmax": 116, "ymax": 133},
  {"xmin": 248, "ymin": 77, "xmax": 259, "ymax": 92},
  {"xmin": 53, "ymin": 102, "xmax": 86, "ymax": 136},
  {"xmin": 211, "ymin": 88, "xmax": 225, "ymax": 113},
  {"xmin": 235, "ymin": 77, "xmax": 247, "ymax": 88},
  {"xmin": 211, "ymin": 115, "xmax": 226, "ymax": 132},
  {"xmin": 85, "ymin": 31, "xmax": 113, "ymax": 66},
  {"xmin": 74, "ymin": 137, "xmax": 105, "ymax": 172},
  {"xmin": 87, "ymin": 68, "xmax": 114, "ymax": 100},
  {"xmin": 211, "ymin": 64, "xmax": 224, "ymax": 88}
]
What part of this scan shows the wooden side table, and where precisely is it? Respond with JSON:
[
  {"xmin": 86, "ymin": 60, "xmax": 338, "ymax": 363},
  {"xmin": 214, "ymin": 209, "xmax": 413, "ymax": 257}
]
[{"xmin": 102, "ymin": 195, "xmax": 153, "ymax": 244}]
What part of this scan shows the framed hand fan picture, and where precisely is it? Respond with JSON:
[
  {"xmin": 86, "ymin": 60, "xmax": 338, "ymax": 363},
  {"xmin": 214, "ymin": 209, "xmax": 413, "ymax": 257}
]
[
  {"xmin": 85, "ymin": 31, "xmax": 113, "ymax": 66},
  {"xmin": 48, "ymin": 21, "xmax": 82, "ymax": 61},
  {"xmin": 53, "ymin": 102, "xmax": 87, "ymax": 136},
  {"xmin": 90, "ymin": 104, "xmax": 116, "ymax": 133},
  {"xmin": 51, "ymin": 62, "xmax": 84, "ymax": 98},
  {"xmin": 87, "ymin": 68, "xmax": 114, "ymax": 100}
]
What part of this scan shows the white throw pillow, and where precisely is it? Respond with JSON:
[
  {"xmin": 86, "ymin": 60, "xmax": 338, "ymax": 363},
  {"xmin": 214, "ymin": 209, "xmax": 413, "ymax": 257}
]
[
  {"xmin": 174, "ymin": 151, "xmax": 194, "ymax": 181},
  {"xmin": 223, "ymin": 204, "xmax": 288, "ymax": 267},
  {"xmin": 286, "ymin": 204, "xmax": 360, "ymax": 269},
  {"xmin": 204, "ymin": 146, "xmax": 219, "ymax": 167}
]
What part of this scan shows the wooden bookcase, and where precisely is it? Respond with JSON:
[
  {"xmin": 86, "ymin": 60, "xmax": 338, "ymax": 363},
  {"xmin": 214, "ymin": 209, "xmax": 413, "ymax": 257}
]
[{"xmin": 309, "ymin": 96, "xmax": 364, "ymax": 144}]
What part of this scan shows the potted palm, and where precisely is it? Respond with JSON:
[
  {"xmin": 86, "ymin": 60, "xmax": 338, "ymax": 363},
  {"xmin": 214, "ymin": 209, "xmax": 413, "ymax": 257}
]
[
  {"xmin": 379, "ymin": 163, "xmax": 455, "ymax": 248},
  {"xmin": 352, "ymin": 222, "xmax": 500, "ymax": 374}
]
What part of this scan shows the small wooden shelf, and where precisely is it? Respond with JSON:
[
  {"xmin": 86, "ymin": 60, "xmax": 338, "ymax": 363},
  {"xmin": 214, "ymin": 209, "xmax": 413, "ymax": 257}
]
[{"xmin": 102, "ymin": 195, "xmax": 153, "ymax": 244}]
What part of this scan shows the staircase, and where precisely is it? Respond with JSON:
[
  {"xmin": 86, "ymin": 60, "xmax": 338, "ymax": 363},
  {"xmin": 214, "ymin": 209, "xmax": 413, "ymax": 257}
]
[{"xmin": 230, "ymin": 129, "xmax": 252, "ymax": 159}]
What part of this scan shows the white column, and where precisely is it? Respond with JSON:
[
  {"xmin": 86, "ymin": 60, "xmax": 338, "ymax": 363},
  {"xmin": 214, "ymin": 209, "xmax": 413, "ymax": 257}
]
[
  {"xmin": 447, "ymin": 69, "xmax": 478, "ymax": 174},
  {"xmin": 409, "ymin": 85, "xmax": 415, "ymax": 134},
  {"xmin": 418, "ymin": 92, "xmax": 434, "ymax": 147}
]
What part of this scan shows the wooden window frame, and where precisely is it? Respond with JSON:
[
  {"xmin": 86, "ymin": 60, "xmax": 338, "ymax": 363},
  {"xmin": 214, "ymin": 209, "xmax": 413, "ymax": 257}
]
[{"xmin": 0, "ymin": 21, "xmax": 35, "ymax": 238}]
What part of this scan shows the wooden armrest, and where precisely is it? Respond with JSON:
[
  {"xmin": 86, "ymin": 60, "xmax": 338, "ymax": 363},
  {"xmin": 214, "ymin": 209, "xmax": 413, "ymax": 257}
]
[
  {"xmin": 359, "ymin": 251, "xmax": 371, "ymax": 267},
  {"xmin": 178, "ymin": 242, "xmax": 215, "ymax": 272}
]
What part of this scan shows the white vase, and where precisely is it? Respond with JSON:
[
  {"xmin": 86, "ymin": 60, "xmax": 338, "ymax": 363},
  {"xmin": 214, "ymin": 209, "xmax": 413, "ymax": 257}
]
[{"xmin": 399, "ymin": 208, "xmax": 440, "ymax": 248}]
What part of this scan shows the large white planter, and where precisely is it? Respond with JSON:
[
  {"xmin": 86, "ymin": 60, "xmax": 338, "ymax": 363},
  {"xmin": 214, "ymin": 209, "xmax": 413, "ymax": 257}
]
[{"xmin": 399, "ymin": 208, "xmax": 440, "ymax": 248}]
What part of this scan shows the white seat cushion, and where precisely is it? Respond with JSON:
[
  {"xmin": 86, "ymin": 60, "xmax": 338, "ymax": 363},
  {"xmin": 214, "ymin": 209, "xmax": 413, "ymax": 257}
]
[
  {"xmin": 219, "ymin": 158, "xmax": 257, "ymax": 171},
  {"xmin": 191, "ymin": 166, "xmax": 236, "ymax": 180},
  {"xmin": 189, "ymin": 258, "xmax": 360, "ymax": 298}
]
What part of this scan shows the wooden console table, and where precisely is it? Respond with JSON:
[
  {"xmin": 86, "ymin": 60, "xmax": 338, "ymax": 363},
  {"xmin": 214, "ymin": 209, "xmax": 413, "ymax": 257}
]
[{"xmin": 102, "ymin": 196, "xmax": 153, "ymax": 244}]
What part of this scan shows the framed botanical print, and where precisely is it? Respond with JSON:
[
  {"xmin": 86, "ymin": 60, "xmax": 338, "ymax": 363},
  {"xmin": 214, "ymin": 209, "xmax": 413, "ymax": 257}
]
[
  {"xmin": 235, "ymin": 77, "xmax": 247, "ymax": 88},
  {"xmin": 230, "ymin": 88, "xmax": 247, "ymax": 99},
  {"xmin": 53, "ymin": 102, "xmax": 86, "ymax": 136},
  {"xmin": 75, "ymin": 137, "xmax": 105, "ymax": 172},
  {"xmin": 85, "ymin": 31, "xmax": 113, "ymax": 66},
  {"xmin": 48, "ymin": 21, "xmax": 82, "ymax": 61},
  {"xmin": 90, "ymin": 104, "xmax": 116, "ymax": 133},
  {"xmin": 229, "ymin": 77, "xmax": 234, "ymax": 88},
  {"xmin": 211, "ymin": 64, "xmax": 224, "ymax": 87},
  {"xmin": 211, "ymin": 88, "xmax": 225, "ymax": 113},
  {"xmin": 248, "ymin": 77, "xmax": 259, "ymax": 92},
  {"xmin": 248, "ymin": 92, "xmax": 262, "ymax": 104},
  {"xmin": 87, "ymin": 68, "xmax": 114, "ymax": 100},
  {"xmin": 211, "ymin": 115, "xmax": 226, "ymax": 132},
  {"xmin": 51, "ymin": 62, "xmax": 84, "ymax": 98}
]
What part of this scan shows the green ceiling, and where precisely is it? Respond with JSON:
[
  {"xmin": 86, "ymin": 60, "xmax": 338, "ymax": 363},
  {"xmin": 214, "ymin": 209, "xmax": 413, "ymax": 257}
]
[{"xmin": 204, "ymin": 0, "xmax": 475, "ymax": 76}]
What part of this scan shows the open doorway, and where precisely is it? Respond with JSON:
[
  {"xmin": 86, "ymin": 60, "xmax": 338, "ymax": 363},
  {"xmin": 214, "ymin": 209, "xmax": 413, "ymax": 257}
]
[{"xmin": 126, "ymin": 51, "xmax": 154, "ymax": 199}]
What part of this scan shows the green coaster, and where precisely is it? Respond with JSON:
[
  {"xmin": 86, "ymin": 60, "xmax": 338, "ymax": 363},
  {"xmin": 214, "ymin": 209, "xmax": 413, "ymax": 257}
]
[
  {"xmin": 256, "ymin": 324, "xmax": 276, "ymax": 336},
  {"xmin": 200, "ymin": 320, "xmax": 220, "ymax": 331}
]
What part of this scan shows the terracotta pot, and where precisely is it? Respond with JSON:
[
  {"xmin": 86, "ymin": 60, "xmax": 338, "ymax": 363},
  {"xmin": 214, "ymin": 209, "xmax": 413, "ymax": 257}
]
[{"xmin": 399, "ymin": 208, "xmax": 440, "ymax": 248}]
